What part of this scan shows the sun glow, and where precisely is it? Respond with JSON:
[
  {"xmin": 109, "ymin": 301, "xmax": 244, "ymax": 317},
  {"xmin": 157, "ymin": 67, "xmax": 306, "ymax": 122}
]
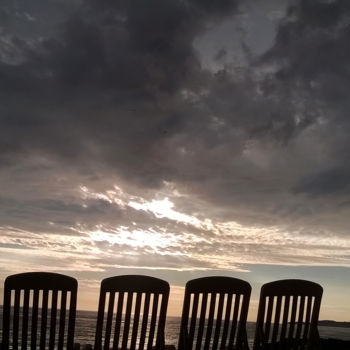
[{"xmin": 88, "ymin": 226, "xmax": 178, "ymax": 250}]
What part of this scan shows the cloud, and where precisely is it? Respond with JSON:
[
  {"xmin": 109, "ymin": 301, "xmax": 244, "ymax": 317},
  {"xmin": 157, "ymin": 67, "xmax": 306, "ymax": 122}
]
[{"xmin": 0, "ymin": 0, "xmax": 350, "ymax": 279}]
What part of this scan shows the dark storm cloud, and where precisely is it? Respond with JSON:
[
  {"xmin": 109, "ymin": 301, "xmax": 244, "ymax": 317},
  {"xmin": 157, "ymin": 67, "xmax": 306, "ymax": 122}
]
[
  {"xmin": 261, "ymin": 0, "xmax": 350, "ymax": 196},
  {"xmin": 1, "ymin": 0, "xmax": 350, "ymax": 242},
  {"xmin": 0, "ymin": 0, "xmax": 241, "ymax": 184}
]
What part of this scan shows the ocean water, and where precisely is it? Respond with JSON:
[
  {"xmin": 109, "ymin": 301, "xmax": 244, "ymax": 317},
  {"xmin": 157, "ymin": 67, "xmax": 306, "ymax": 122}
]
[
  {"xmin": 73, "ymin": 310, "xmax": 350, "ymax": 348},
  {"xmin": 1, "ymin": 309, "xmax": 349, "ymax": 348}
]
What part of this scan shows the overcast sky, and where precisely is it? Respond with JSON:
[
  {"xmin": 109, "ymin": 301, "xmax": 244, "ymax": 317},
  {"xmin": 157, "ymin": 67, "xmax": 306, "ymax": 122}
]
[{"xmin": 1, "ymin": 0, "xmax": 350, "ymax": 320}]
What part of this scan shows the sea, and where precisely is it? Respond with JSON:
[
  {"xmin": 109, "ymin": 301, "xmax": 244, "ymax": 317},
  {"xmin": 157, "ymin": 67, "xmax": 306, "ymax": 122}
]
[
  {"xmin": 1, "ymin": 310, "xmax": 350, "ymax": 348},
  {"xmin": 73, "ymin": 310, "xmax": 350, "ymax": 348}
]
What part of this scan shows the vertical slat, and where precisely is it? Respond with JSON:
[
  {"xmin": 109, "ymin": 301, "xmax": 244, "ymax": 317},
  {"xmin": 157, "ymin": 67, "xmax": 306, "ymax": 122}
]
[
  {"xmin": 188, "ymin": 293, "xmax": 199, "ymax": 347},
  {"xmin": 58, "ymin": 291, "xmax": 67, "ymax": 350},
  {"xmin": 288, "ymin": 296, "xmax": 298, "ymax": 341},
  {"xmin": 104, "ymin": 292, "xmax": 115, "ymax": 350},
  {"xmin": 280, "ymin": 296, "xmax": 290, "ymax": 341},
  {"xmin": 179, "ymin": 293, "xmax": 191, "ymax": 350},
  {"xmin": 13, "ymin": 289, "xmax": 21, "ymax": 349},
  {"xmin": 212, "ymin": 293, "xmax": 225, "ymax": 350},
  {"xmin": 112, "ymin": 292, "xmax": 125, "ymax": 350},
  {"xmin": 220, "ymin": 293, "xmax": 233, "ymax": 349},
  {"xmin": 2, "ymin": 287, "xmax": 12, "ymax": 350},
  {"xmin": 302, "ymin": 297, "xmax": 313, "ymax": 342},
  {"xmin": 148, "ymin": 293, "xmax": 160, "ymax": 349},
  {"xmin": 22, "ymin": 289, "xmax": 30, "ymax": 348},
  {"xmin": 264, "ymin": 296, "xmax": 274, "ymax": 342},
  {"xmin": 139, "ymin": 293, "xmax": 150, "ymax": 350},
  {"xmin": 156, "ymin": 293, "xmax": 169, "ymax": 349},
  {"xmin": 95, "ymin": 291, "xmax": 107, "ymax": 350},
  {"xmin": 195, "ymin": 292, "xmax": 208, "ymax": 350},
  {"xmin": 49, "ymin": 290, "xmax": 58, "ymax": 349},
  {"xmin": 31, "ymin": 290, "xmax": 40, "ymax": 350},
  {"xmin": 296, "ymin": 296, "xmax": 305, "ymax": 341},
  {"xmin": 121, "ymin": 292, "xmax": 133, "ymax": 349},
  {"xmin": 130, "ymin": 293, "xmax": 142, "ymax": 349},
  {"xmin": 40, "ymin": 290, "xmax": 49, "ymax": 350},
  {"xmin": 67, "ymin": 290, "xmax": 77, "ymax": 350},
  {"xmin": 228, "ymin": 294, "xmax": 241, "ymax": 346},
  {"xmin": 67, "ymin": 289, "xmax": 77, "ymax": 350},
  {"xmin": 204, "ymin": 293, "xmax": 216, "ymax": 350},
  {"xmin": 271, "ymin": 295, "xmax": 282, "ymax": 343}
]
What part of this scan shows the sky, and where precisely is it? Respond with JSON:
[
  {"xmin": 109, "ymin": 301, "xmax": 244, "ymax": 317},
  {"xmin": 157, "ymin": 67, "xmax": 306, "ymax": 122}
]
[{"xmin": 1, "ymin": 0, "xmax": 350, "ymax": 322}]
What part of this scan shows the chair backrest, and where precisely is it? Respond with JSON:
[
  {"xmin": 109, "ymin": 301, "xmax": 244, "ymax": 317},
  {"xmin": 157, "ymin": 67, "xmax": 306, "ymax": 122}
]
[
  {"xmin": 2, "ymin": 272, "xmax": 78, "ymax": 350},
  {"xmin": 253, "ymin": 279, "xmax": 323, "ymax": 350},
  {"xmin": 94, "ymin": 275, "xmax": 170, "ymax": 350},
  {"xmin": 178, "ymin": 276, "xmax": 252, "ymax": 350}
]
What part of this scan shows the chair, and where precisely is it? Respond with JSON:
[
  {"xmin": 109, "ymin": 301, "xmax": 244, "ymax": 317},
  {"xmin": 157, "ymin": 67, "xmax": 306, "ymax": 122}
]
[
  {"xmin": 178, "ymin": 276, "xmax": 252, "ymax": 350},
  {"xmin": 253, "ymin": 279, "xmax": 323, "ymax": 350},
  {"xmin": 1, "ymin": 272, "xmax": 78, "ymax": 350},
  {"xmin": 94, "ymin": 275, "xmax": 170, "ymax": 350}
]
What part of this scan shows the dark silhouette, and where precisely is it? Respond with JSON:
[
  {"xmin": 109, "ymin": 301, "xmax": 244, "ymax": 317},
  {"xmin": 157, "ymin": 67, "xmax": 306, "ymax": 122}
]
[
  {"xmin": 178, "ymin": 276, "xmax": 251, "ymax": 350},
  {"xmin": 93, "ymin": 275, "xmax": 170, "ymax": 350},
  {"xmin": 253, "ymin": 279, "xmax": 323, "ymax": 350},
  {"xmin": 1, "ymin": 272, "xmax": 78, "ymax": 350}
]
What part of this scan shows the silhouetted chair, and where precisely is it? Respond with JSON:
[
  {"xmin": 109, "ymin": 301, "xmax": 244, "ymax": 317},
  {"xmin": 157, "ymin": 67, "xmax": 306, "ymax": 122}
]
[
  {"xmin": 253, "ymin": 279, "xmax": 323, "ymax": 350},
  {"xmin": 1, "ymin": 272, "xmax": 78, "ymax": 350},
  {"xmin": 178, "ymin": 276, "xmax": 252, "ymax": 350},
  {"xmin": 94, "ymin": 275, "xmax": 170, "ymax": 350}
]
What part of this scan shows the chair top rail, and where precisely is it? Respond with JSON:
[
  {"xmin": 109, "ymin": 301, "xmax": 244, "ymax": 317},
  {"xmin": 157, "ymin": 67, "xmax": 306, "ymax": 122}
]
[
  {"xmin": 4, "ymin": 272, "xmax": 78, "ymax": 291},
  {"xmin": 260, "ymin": 279, "xmax": 323, "ymax": 298},
  {"xmin": 100, "ymin": 275, "xmax": 170, "ymax": 294},
  {"xmin": 185, "ymin": 276, "xmax": 252, "ymax": 295}
]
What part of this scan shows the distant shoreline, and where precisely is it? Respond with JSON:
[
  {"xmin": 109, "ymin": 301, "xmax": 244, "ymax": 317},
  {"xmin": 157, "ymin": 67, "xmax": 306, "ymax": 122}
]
[{"xmin": 318, "ymin": 320, "xmax": 350, "ymax": 328}]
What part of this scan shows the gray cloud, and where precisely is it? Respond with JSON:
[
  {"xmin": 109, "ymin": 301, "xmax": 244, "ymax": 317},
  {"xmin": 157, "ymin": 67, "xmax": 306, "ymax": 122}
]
[{"xmin": 0, "ymin": 0, "xmax": 350, "ymax": 277}]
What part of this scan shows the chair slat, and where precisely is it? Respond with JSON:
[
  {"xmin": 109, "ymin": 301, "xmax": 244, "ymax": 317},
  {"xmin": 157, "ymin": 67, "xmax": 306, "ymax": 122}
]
[
  {"xmin": 139, "ymin": 292, "xmax": 150, "ymax": 350},
  {"xmin": 112, "ymin": 292, "xmax": 125, "ymax": 350},
  {"xmin": 95, "ymin": 291, "xmax": 107, "ymax": 350},
  {"xmin": 264, "ymin": 296, "xmax": 274, "ymax": 342},
  {"xmin": 49, "ymin": 289, "xmax": 58, "ymax": 349},
  {"xmin": 130, "ymin": 292, "xmax": 142, "ymax": 349},
  {"xmin": 68, "ymin": 289, "xmax": 77, "ymax": 350},
  {"xmin": 31, "ymin": 289, "xmax": 40, "ymax": 350},
  {"xmin": 212, "ymin": 293, "xmax": 224, "ymax": 350},
  {"xmin": 271, "ymin": 295, "xmax": 282, "ymax": 343},
  {"xmin": 188, "ymin": 293, "xmax": 199, "ymax": 347},
  {"xmin": 196, "ymin": 293, "xmax": 208, "ymax": 350},
  {"xmin": 121, "ymin": 292, "xmax": 133, "ymax": 349},
  {"xmin": 220, "ymin": 293, "xmax": 233, "ymax": 349},
  {"xmin": 296, "ymin": 296, "xmax": 306, "ymax": 341},
  {"xmin": 13, "ymin": 289, "xmax": 21, "ymax": 349},
  {"xmin": 279, "ymin": 296, "xmax": 290, "ymax": 342},
  {"xmin": 302, "ymin": 296, "xmax": 313, "ymax": 342},
  {"xmin": 58, "ymin": 291, "xmax": 67, "ymax": 350},
  {"xmin": 228, "ymin": 294, "xmax": 241, "ymax": 346},
  {"xmin": 148, "ymin": 293, "xmax": 160, "ymax": 348},
  {"xmin": 104, "ymin": 292, "xmax": 115, "ymax": 349},
  {"xmin": 204, "ymin": 293, "xmax": 216, "ymax": 350},
  {"xmin": 40, "ymin": 289, "xmax": 49, "ymax": 349},
  {"xmin": 21, "ymin": 289, "xmax": 30, "ymax": 348},
  {"xmin": 288, "ymin": 295, "xmax": 298, "ymax": 341}
]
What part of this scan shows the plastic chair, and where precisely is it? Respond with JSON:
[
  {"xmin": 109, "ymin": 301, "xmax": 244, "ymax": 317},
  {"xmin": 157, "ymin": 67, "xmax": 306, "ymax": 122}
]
[
  {"xmin": 1, "ymin": 272, "xmax": 78, "ymax": 350},
  {"xmin": 178, "ymin": 276, "xmax": 251, "ymax": 350},
  {"xmin": 253, "ymin": 279, "xmax": 323, "ymax": 350},
  {"xmin": 94, "ymin": 275, "xmax": 170, "ymax": 350}
]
